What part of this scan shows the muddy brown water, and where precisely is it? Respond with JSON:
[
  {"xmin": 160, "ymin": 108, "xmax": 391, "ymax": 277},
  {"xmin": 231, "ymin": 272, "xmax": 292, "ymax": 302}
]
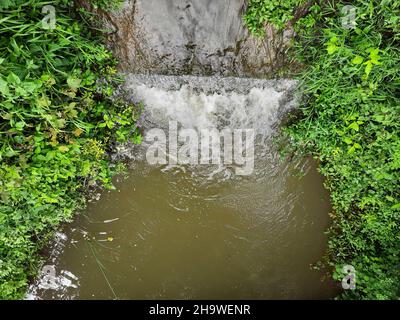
[{"xmin": 28, "ymin": 75, "xmax": 338, "ymax": 299}]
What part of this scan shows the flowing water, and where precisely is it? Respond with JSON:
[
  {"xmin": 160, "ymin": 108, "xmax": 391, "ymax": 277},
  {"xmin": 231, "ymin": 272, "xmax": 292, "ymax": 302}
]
[
  {"xmin": 27, "ymin": 75, "xmax": 337, "ymax": 299},
  {"xmin": 103, "ymin": 0, "xmax": 291, "ymax": 76}
]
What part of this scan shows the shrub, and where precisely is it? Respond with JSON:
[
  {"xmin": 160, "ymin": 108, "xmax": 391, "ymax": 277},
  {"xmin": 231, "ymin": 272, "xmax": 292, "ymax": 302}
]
[
  {"xmin": 0, "ymin": 0, "xmax": 141, "ymax": 299},
  {"xmin": 245, "ymin": 0, "xmax": 400, "ymax": 299}
]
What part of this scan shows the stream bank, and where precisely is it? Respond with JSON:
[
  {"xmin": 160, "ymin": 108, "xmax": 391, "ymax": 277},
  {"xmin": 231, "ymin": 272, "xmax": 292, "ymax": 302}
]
[{"xmin": 28, "ymin": 73, "xmax": 338, "ymax": 299}]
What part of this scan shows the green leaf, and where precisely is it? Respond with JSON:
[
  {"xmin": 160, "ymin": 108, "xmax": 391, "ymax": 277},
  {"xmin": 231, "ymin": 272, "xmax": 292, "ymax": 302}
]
[
  {"xmin": 327, "ymin": 44, "xmax": 338, "ymax": 55},
  {"xmin": 37, "ymin": 96, "xmax": 51, "ymax": 108},
  {"xmin": 58, "ymin": 146, "xmax": 69, "ymax": 153},
  {"xmin": 343, "ymin": 137, "xmax": 353, "ymax": 144},
  {"xmin": 7, "ymin": 72, "xmax": 20, "ymax": 85},
  {"xmin": 15, "ymin": 121, "xmax": 25, "ymax": 131},
  {"xmin": 133, "ymin": 134, "xmax": 142, "ymax": 144},
  {"xmin": 348, "ymin": 122, "xmax": 359, "ymax": 131},
  {"xmin": 22, "ymin": 81, "xmax": 38, "ymax": 93},
  {"xmin": 5, "ymin": 147, "xmax": 18, "ymax": 157},
  {"xmin": 351, "ymin": 55, "xmax": 364, "ymax": 65},
  {"xmin": 106, "ymin": 121, "xmax": 114, "ymax": 129},
  {"xmin": 347, "ymin": 145, "xmax": 356, "ymax": 154},
  {"xmin": 0, "ymin": 78, "xmax": 9, "ymax": 95},
  {"xmin": 364, "ymin": 61, "xmax": 373, "ymax": 76},
  {"xmin": 368, "ymin": 48, "xmax": 380, "ymax": 60},
  {"xmin": 67, "ymin": 77, "xmax": 82, "ymax": 91}
]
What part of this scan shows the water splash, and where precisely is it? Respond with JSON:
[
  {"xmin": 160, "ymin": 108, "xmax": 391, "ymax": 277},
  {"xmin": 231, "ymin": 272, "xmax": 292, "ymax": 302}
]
[{"xmin": 118, "ymin": 74, "xmax": 298, "ymax": 180}]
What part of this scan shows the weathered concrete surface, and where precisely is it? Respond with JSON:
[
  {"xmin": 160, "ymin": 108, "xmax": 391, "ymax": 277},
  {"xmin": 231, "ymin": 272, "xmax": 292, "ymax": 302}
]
[{"xmin": 92, "ymin": 0, "xmax": 293, "ymax": 77}]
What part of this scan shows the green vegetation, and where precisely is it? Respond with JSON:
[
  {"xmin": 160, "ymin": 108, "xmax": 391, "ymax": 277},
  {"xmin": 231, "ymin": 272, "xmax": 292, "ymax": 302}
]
[
  {"xmin": 244, "ymin": 0, "xmax": 308, "ymax": 35},
  {"xmin": 245, "ymin": 0, "xmax": 399, "ymax": 299},
  {"xmin": 0, "ymin": 0, "xmax": 141, "ymax": 299}
]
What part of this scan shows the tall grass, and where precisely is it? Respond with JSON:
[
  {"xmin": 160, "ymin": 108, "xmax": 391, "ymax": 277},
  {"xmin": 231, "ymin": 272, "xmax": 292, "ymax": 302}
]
[
  {"xmin": 0, "ymin": 0, "xmax": 140, "ymax": 299},
  {"xmin": 245, "ymin": 0, "xmax": 400, "ymax": 299}
]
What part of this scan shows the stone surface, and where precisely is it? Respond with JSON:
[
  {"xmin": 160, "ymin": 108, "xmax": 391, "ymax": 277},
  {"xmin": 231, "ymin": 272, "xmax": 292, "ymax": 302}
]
[{"xmin": 94, "ymin": 0, "xmax": 294, "ymax": 77}]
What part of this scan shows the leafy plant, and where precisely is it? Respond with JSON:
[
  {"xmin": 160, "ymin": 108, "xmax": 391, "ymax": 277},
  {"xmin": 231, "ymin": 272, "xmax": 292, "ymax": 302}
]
[
  {"xmin": 245, "ymin": 0, "xmax": 400, "ymax": 299},
  {"xmin": 244, "ymin": 0, "xmax": 308, "ymax": 35},
  {"xmin": 0, "ymin": 0, "xmax": 141, "ymax": 299}
]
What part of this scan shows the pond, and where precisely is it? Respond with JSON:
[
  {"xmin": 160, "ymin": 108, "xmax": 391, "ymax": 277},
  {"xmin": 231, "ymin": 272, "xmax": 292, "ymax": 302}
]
[{"xmin": 27, "ymin": 75, "xmax": 337, "ymax": 299}]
